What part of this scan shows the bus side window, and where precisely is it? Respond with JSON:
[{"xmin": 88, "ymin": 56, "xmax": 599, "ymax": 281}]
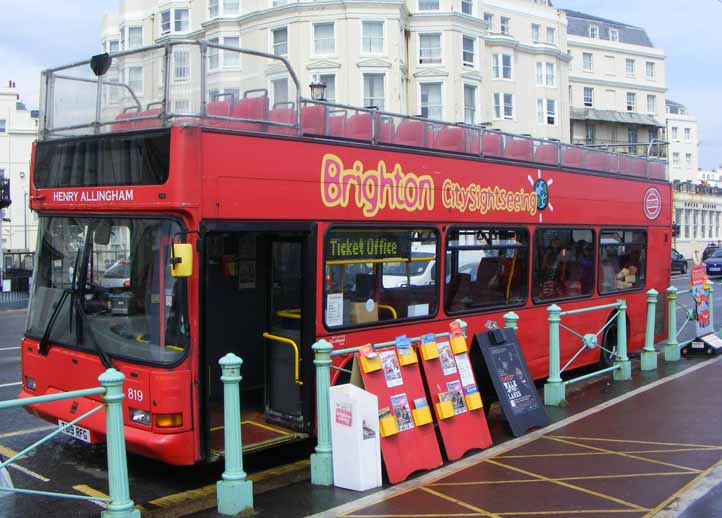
[
  {"xmin": 598, "ymin": 230, "xmax": 647, "ymax": 294},
  {"xmin": 323, "ymin": 227, "xmax": 438, "ymax": 328},
  {"xmin": 533, "ymin": 228, "xmax": 595, "ymax": 303}
]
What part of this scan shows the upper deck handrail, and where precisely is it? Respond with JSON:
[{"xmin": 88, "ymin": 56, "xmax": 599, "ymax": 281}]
[{"xmin": 37, "ymin": 40, "xmax": 668, "ymax": 181}]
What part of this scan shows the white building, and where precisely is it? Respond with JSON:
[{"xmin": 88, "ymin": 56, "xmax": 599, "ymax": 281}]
[
  {"xmin": 673, "ymin": 181, "xmax": 722, "ymax": 260},
  {"xmin": 101, "ymin": 0, "xmax": 572, "ymax": 141},
  {"xmin": 0, "ymin": 82, "xmax": 38, "ymax": 269},
  {"xmin": 563, "ymin": 10, "xmax": 666, "ymax": 154},
  {"xmin": 699, "ymin": 168, "xmax": 722, "ymax": 188},
  {"xmin": 666, "ymin": 99, "xmax": 699, "ymax": 182}
]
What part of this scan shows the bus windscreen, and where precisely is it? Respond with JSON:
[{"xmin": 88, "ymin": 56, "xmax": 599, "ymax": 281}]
[{"xmin": 34, "ymin": 130, "xmax": 170, "ymax": 189}]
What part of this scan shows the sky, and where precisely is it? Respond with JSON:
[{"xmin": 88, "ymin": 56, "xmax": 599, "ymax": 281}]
[{"xmin": 1, "ymin": 0, "xmax": 720, "ymax": 168}]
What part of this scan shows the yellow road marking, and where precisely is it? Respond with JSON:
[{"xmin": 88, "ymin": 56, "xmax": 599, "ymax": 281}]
[
  {"xmin": 0, "ymin": 425, "xmax": 56, "ymax": 440},
  {"xmin": 0, "ymin": 444, "xmax": 25, "ymax": 460},
  {"xmin": 546, "ymin": 437, "xmax": 701, "ymax": 474},
  {"xmin": 498, "ymin": 446, "xmax": 722, "ymax": 459},
  {"xmin": 549, "ymin": 435, "xmax": 722, "ymax": 450},
  {"xmin": 430, "ymin": 471, "xmax": 696, "ymax": 486},
  {"xmin": 495, "ymin": 510, "xmax": 650, "ymax": 515},
  {"xmin": 420, "ymin": 486, "xmax": 503, "ymax": 518},
  {"xmin": 347, "ymin": 514, "xmax": 483, "ymax": 517},
  {"xmin": 210, "ymin": 420, "xmax": 292, "ymax": 435},
  {"xmin": 73, "ymin": 485, "xmax": 109, "ymax": 508},
  {"xmin": 148, "ymin": 459, "xmax": 309, "ymax": 508},
  {"xmin": 642, "ymin": 455, "xmax": 722, "ymax": 517},
  {"xmin": 485, "ymin": 459, "xmax": 648, "ymax": 511}
]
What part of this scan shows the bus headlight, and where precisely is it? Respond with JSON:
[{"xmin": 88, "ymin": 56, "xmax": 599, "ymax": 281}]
[
  {"xmin": 25, "ymin": 377, "xmax": 36, "ymax": 391},
  {"xmin": 129, "ymin": 408, "xmax": 151, "ymax": 426}
]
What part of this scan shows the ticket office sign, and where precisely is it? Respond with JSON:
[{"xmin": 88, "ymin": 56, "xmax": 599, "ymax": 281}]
[{"xmin": 472, "ymin": 329, "xmax": 549, "ymax": 437}]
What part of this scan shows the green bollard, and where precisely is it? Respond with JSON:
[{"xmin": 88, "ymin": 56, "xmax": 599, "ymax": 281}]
[
  {"xmin": 99, "ymin": 368, "xmax": 140, "ymax": 518},
  {"xmin": 665, "ymin": 286, "xmax": 680, "ymax": 362},
  {"xmin": 641, "ymin": 289, "xmax": 659, "ymax": 371},
  {"xmin": 544, "ymin": 304, "xmax": 565, "ymax": 406},
  {"xmin": 217, "ymin": 353, "xmax": 253, "ymax": 515},
  {"xmin": 613, "ymin": 299, "xmax": 632, "ymax": 380},
  {"xmin": 503, "ymin": 311, "xmax": 519, "ymax": 332},
  {"xmin": 310, "ymin": 339, "xmax": 333, "ymax": 486}
]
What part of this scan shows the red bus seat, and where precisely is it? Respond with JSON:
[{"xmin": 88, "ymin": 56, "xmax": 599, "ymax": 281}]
[
  {"xmin": 206, "ymin": 100, "xmax": 233, "ymax": 128},
  {"xmin": 112, "ymin": 111, "xmax": 137, "ymax": 132},
  {"xmin": 327, "ymin": 114, "xmax": 346, "ymax": 137},
  {"xmin": 268, "ymin": 106, "xmax": 297, "ymax": 135},
  {"xmin": 433, "ymin": 127, "xmax": 466, "ymax": 152},
  {"xmin": 229, "ymin": 95, "xmax": 268, "ymax": 131},
  {"xmin": 505, "ymin": 138, "xmax": 533, "ymax": 161},
  {"xmin": 301, "ymin": 105, "xmax": 327, "ymax": 135},
  {"xmin": 628, "ymin": 157, "xmax": 647, "ymax": 177},
  {"xmin": 393, "ymin": 121, "xmax": 427, "ymax": 147},
  {"xmin": 344, "ymin": 113, "xmax": 372, "ymax": 141},
  {"xmin": 649, "ymin": 161, "xmax": 666, "ymax": 180},
  {"xmin": 135, "ymin": 108, "xmax": 162, "ymax": 129},
  {"xmin": 562, "ymin": 147, "xmax": 584, "ymax": 168},
  {"xmin": 584, "ymin": 151, "xmax": 610, "ymax": 172},
  {"xmin": 534, "ymin": 143, "xmax": 558, "ymax": 164},
  {"xmin": 482, "ymin": 132, "xmax": 503, "ymax": 157}
]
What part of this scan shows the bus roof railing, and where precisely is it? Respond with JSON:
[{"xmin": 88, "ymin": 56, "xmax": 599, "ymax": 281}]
[{"xmin": 38, "ymin": 40, "xmax": 668, "ymax": 181}]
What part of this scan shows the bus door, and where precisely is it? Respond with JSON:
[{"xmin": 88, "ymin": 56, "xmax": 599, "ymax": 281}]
[
  {"xmin": 202, "ymin": 224, "xmax": 315, "ymax": 457},
  {"xmin": 262, "ymin": 237, "xmax": 305, "ymax": 427}
]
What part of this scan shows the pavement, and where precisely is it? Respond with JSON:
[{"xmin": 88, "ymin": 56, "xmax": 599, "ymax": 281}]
[{"xmin": 3, "ymin": 271, "xmax": 722, "ymax": 517}]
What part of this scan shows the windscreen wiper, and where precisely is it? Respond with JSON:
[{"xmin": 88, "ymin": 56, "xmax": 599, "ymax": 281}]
[{"xmin": 38, "ymin": 247, "xmax": 82, "ymax": 356}]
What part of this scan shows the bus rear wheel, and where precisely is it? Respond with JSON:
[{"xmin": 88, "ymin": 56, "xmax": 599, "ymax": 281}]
[{"xmin": 599, "ymin": 325, "xmax": 617, "ymax": 368}]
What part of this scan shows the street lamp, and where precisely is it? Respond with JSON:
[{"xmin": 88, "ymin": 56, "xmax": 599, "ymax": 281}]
[{"xmin": 309, "ymin": 79, "xmax": 327, "ymax": 101}]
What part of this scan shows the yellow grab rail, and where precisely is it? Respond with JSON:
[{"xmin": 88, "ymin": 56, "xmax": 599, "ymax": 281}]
[
  {"xmin": 377, "ymin": 304, "xmax": 398, "ymax": 319},
  {"xmin": 262, "ymin": 332, "xmax": 303, "ymax": 385},
  {"xmin": 276, "ymin": 308, "xmax": 302, "ymax": 320}
]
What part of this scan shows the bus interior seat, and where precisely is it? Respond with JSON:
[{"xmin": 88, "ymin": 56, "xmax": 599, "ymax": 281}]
[
  {"xmin": 349, "ymin": 273, "xmax": 378, "ymax": 324},
  {"xmin": 649, "ymin": 161, "xmax": 666, "ymax": 180},
  {"xmin": 345, "ymin": 113, "xmax": 372, "ymax": 141},
  {"xmin": 301, "ymin": 105, "xmax": 327, "ymax": 135},
  {"xmin": 433, "ymin": 127, "xmax": 466, "ymax": 152},
  {"xmin": 446, "ymin": 272, "xmax": 472, "ymax": 309},
  {"xmin": 534, "ymin": 143, "xmax": 558, "ymax": 164},
  {"xmin": 584, "ymin": 151, "xmax": 610, "ymax": 172},
  {"xmin": 393, "ymin": 120, "xmax": 427, "ymax": 147},
  {"xmin": 504, "ymin": 138, "xmax": 534, "ymax": 161},
  {"xmin": 229, "ymin": 90, "xmax": 269, "ymax": 131},
  {"xmin": 628, "ymin": 157, "xmax": 647, "ymax": 177},
  {"xmin": 112, "ymin": 111, "xmax": 138, "ymax": 132},
  {"xmin": 466, "ymin": 130, "xmax": 481, "ymax": 155},
  {"xmin": 206, "ymin": 100, "xmax": 233, "ymax": 128},
  {"xmin": 482, "ymin": 131, "xmax": 503, "ymax": 157},
  {"xmin": 376, "ymin": 117, "xmax": 395, "ymax": 143},
  {"xmin": 327, "ymin": 112, "xmax": 347, "ymax": 137},
  {"xmin": 562, "ymin": 147, "xmax": 584, "ymax": 168},
  {"xmin": 134, "ymin": 107, "xmax": 162, "ymax": 129},
  {"xmin": 267, "ymin": 103, "xmax": 297, "ymax": 135}
]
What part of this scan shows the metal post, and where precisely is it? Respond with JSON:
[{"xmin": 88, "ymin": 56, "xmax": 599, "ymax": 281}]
[
  {"xmin": 641, "ymin": 289, "xmax": 659, "ymax": 371},
  {"xmin": 94, "ymin": 75, "xmax": 103, "ymax": 135},
  {"xmin": 503, "ymin": 311, "xmax": 519, "ymax": 332},
  {"xmin": 613, "ymin": 299, "xmax": 631, "ymax": 380},
  {"xmin": 199, "ymin": 41, "xmax": 208, "ymax": 118},
  {"xmin": 162, "ymin": 43, "xmax": 172, "ymax": 125},
  {"xmin": 216, "ymin": 353, "xmax": 253, "ymax": 515},
  {"xmin": 544, "ymin": 304, "xmax": 565, "ymax": 406},
  {"xmin": 99, "ymin": 368, "xmax": 140, "ymax": 518},
  {"xmin": 665, "ymin": 286, "xmax": 680, "ymax": 362},
  {"xmin": 310, "ymin": 339, "xmax": 333, "ymax": 486}
]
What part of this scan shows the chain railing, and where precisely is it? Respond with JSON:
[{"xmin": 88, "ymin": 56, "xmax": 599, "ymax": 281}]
[{"xmin": 0, "ymin": 369, "xmax": 140, "ymax": 518}]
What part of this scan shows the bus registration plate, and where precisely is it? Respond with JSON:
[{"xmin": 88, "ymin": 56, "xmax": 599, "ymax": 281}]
[{"xmin": 58, "ymin": 420, "xmax": 91, "ymax": 443}]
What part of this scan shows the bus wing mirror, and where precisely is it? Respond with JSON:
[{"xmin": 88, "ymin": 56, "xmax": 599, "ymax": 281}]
[{"xmin": 171, "ymin": 243, "xmax": 193, "ymax": 278}]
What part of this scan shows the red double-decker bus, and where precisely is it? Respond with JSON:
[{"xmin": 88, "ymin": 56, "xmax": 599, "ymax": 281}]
[{"xmin": 20, "ymin": 42, "xmax": 671, "ymax": 465}]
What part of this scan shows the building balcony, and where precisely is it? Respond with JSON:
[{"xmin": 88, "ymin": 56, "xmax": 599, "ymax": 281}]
[{"xmin": 0, "ymin": 178, "xmax": 10, "ymax": 209}]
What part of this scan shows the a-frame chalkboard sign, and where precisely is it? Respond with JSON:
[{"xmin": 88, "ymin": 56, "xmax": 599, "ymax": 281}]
[{"xmin": 471, "ymin": 328, "xmax": 549, "ymax": 437}]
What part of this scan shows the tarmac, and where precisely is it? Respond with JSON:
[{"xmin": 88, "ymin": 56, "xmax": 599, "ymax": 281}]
[{"xmin": 182, "ymin": 351, "xmax": 722, "ymax": 518}]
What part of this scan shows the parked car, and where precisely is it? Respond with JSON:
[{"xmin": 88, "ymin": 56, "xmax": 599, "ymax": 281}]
[
  {"xmin": 704, "ymin": 249, "xmax": 722, "ymax": 277},
  {"xmin": 101, "ymin": 259, "xmax": 130, "ymax": 289},
  {"xmin": 671, "ymin": 248, "xmax": 688, "ymax": 274},
  {"xmin": 702, "ymin": 245, "xmax": 721, "ymax": 262}
]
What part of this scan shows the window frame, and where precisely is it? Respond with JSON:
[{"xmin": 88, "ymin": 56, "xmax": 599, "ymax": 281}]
[
  {"xmin": 419, "ymin": 81, "xmax": 443, "ymax": 120},
  {"xmin": 160, "ymin": 8, "xmax": 190, "ymax": 36},
  {"xmin": 462, "ymin": 35, "xmax": 475, "ymax": 67},
  {"xmin": 583, "ymin": 87, "xmax": 594, "ymax": 107},
  {"xmin": 463, "ymin": 83, "xmax": 477, "ymax": 124},
  {"xmin": 444, "ymin": 226, "xmax": 530, "ymax": 315},
  {"xmin": 313, "ymin": 22, "xmax": 336, "ymax": 56},
  {"xmin": 271, "ymin": 26, "xmax": 289, "ymax": 57},
  {"xmin": 493, "ymin": 92, "xmax": 514, "ymax": 120},
  {"xmin": 626, "ymin": 92, "xmax": 636, "ymax": 112},
  {"xmin": 582, "ymin": 52, "xmax": 593, "ymax": 72},
  {"xmin": 589, "ymin": 24, "xmax": 599, "ymax": 38},
  {"xmin": 363, "ymin": 72, "xmax": 385, "ymax": 109},
  {"xmin": 419, "ymin": 32, "xmax": 442, "ymax": 65},
  {"xmin": 597, "ymin": 228, "xmax": 648, "ymax": 296},
  {"xmin": 322, "ymin": 224, "xmax": 441, "ymax": 331},
  {"xmin": 492, "ymin": 53, "xmax": 513, "ymax": 80},
  {"xmin": 361, "ymin": 20, "xmax": 385, "ymax": 55},
  {"xmin": 532, "ymin": 227, "xmax": 597, "ymax": 305},
  {"xmin": 500, "ymin": 16, "xmax": 511, "ymax": 35}
]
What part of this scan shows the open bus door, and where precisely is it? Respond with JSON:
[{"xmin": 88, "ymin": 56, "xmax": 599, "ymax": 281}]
[{"xmin": 202, "ymin": 224, "xmax": 315, "ymax": 458}]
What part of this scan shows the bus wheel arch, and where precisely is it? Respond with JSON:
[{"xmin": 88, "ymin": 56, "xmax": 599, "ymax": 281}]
[{"xmin": 599, "ymin": 310, "xmax": 632, "ymax": 368}]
